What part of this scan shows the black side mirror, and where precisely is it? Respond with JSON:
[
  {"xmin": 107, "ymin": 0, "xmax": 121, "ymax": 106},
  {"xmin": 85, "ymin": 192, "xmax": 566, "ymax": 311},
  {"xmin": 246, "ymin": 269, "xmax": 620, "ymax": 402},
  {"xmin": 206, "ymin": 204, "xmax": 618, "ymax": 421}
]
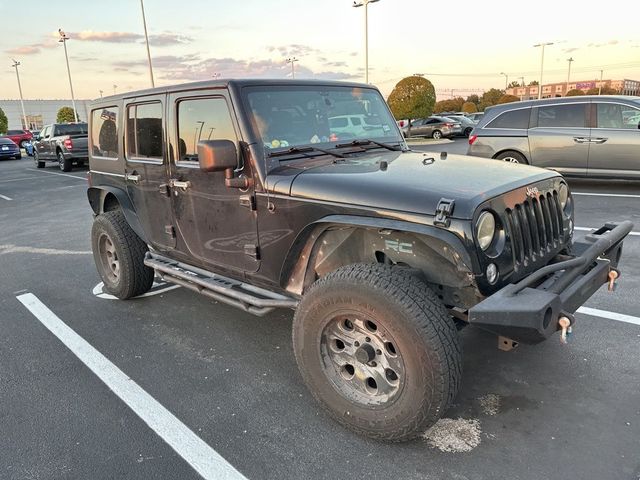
[{"xmin": 197, "ymin": 140, "xmax": 237, "ymax": 172}]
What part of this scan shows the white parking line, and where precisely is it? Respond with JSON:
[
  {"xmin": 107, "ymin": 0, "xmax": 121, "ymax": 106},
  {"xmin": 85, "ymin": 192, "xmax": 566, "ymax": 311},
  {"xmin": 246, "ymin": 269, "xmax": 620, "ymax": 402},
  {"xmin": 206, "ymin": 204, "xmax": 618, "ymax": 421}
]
[
  {"xmin": 573, "ymin": 192, "xmax": 640, "ymax": 199},
  {"xmin": 0, "ymin": 176, "xmax": 41, "ymax": 184},
  {"xmin": 16, "ymin": 293, "xmax": 247, "ymax": 480},
  {"xmin": 577, "ymin": 306, "xmax": 640, "ymax": 327},
  {"xmin": 574, "ymin": 226, "xmax": 640, "ymax": 236},
  {"xmin": 27, "ymin": 169, "xmax": 87, "ymax": 180},
  {"xmin": 0, "ymin": 194, "xmax": 12, "ymax": 201}
]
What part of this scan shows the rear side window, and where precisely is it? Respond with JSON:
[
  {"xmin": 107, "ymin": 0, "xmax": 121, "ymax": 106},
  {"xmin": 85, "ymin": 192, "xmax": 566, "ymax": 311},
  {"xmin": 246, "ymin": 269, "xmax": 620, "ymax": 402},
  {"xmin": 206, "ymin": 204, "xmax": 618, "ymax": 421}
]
[
  {"xmin": 127, "ymin": 102, "xmax": 163, "ymax": 159},
  {"xmin": 537, "ymin": 104, "xmax": 586, "ymax": 128},
  {"xmin": 596, "ymin": 103, "xmax": 640, "ymax": 129},
  {"xmin": 91, "ymin": 107, "xmax": 119, "ymax": 158},
  {"xmin": 486, "ymin": 108, "xmax": 530, "ymax": 129}
]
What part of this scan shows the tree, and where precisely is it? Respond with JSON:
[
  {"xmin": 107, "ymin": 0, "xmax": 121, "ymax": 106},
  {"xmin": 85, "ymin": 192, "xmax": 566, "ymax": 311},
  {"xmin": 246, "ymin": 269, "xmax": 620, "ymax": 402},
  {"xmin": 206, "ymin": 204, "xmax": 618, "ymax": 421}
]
[
  {"xmin": 586, "ymin": 86, "xmax": 619, "ymax": 95},
  {"xmin": 507, "ymin": 80, "xmax": 521, "ymax": 88},
  {"xmin": 433, "ymin": 97, "xmax": 465, "ymax": 114},
  {"xmin": 465, "ymin": 94, "xmax": 479, "ymax": 105},
  {"xmin": 387, "ymin": 76, "xmax": 436, "ymax": 120},
  {"xmin": 0, "ymin": 107, "xmax": 7, "ymax": 134},
  {"xmin": 528, "ymin": 80, "xmax": 539, "ymax": 86},
  {"xmin": 57, "ymin": 106, "xmax": 80, "ymax": 123},
  {"xmin": 496, "ymin": 94, "xmax": 520, "ymax": 104},
  {"xmin": 565, "ymin": 89, "xmax": 585, "ymax": 96},
  {"xmin": 462, "ymin": 102, "xmax": 477, "ymax": 113}
]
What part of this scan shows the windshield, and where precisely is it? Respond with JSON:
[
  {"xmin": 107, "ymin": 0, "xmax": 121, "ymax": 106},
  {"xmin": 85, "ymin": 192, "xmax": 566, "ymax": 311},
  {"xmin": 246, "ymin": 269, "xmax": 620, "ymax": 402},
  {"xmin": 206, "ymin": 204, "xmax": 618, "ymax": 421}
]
[{"xmin": 243, "ymin": 86, "xmax": 402, "ymax": 152}]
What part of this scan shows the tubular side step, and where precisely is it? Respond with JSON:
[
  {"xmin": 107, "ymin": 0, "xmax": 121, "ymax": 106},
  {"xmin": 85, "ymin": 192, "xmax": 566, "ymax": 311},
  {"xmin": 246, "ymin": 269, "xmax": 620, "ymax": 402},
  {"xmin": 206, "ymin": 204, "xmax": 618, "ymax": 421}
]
[{"xmin": 144, "ymin": 252, "xmax": 299, "ymax": 316}]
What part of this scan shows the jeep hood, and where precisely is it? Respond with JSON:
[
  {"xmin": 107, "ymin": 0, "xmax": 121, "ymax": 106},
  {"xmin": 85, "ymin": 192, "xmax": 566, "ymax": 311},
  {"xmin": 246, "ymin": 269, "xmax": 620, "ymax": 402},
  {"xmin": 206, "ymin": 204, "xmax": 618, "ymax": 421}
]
[{"xmin": 272, "ymin": 151, "xmax": 558, "ymax": 220}]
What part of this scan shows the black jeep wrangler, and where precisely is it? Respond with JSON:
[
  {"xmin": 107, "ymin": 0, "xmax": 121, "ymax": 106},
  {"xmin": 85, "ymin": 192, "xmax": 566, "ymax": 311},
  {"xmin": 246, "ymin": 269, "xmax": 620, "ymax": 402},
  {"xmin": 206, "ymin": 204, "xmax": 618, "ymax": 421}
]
[{"xmin": 86, "ymin": 79, "xmax": 632, "ymax": 441}]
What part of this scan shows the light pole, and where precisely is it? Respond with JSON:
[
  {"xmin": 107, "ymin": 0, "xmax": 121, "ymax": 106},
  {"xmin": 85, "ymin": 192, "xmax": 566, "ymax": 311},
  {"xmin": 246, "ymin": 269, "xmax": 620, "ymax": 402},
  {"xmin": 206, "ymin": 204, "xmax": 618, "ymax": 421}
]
[
  {"xmin": 500, "ymin": 72, "xmax": 508, "ymax": 90},
  {"xmin": 533, "ymin": 42, "xmax": 553, "ymax": 100},
  {"xmin": 352, "ymin": 0, "xmax": 380, "ymax": 84},
  {"xmin": 286, "ymin": 57, "xmax": 298, "ymax": 79},
  {"xmin": 58, "ymin": 29, "xmax": 79, "ymax": 123},
  {"xmin": 566, "ymin": 57, "xmax": 574, "ymax": 95},
  {"xmin": 11, "ymin": 59, "xmax": 28, "ymax": 130},
  {"xmin": 599, "ymin": 70, "xmax": 604, "ymax": 95},
  {"xmin": 519, "ymin": 76, "xmax": 525, "ymax": 100},
  {"xmin": 99, "ymin": 90, "xmax": 103, "ymax": 98},
  {"xmin": 140, "ymin": 0, "xmax": 155, "ymax": 87},
  {"xmin": 113, "ymin": 84, "xmax": 118, "ymax": 95}
]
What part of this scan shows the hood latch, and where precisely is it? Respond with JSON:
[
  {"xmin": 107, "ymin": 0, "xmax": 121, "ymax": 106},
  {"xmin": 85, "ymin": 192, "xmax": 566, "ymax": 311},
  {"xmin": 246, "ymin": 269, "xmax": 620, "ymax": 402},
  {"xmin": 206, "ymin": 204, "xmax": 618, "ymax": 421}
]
[{"xmin": 434, "ymin": 198, "xmax": 455, "ymax": 227}]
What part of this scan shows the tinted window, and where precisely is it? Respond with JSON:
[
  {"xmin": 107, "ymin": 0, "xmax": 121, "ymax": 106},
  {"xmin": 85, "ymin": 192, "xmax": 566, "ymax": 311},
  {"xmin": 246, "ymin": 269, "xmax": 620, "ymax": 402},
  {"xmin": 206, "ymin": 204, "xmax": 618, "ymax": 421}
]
[
  {"xmin": 54, "ymin": 123, "xmax": 88, "ymax": 136},
  {"xmin": 329, "ymin": 117, "xmax": 348, "ymax": 128},
  {"xmin": 7, "ymin": 130, "xmax": 23, "ymax": 135},
  {"xmin": 127, "ymin": 103, "xmax": 163, "ymax": 159},
  {"xmin": 487, "ymin": 108, "xmax": 531, "ymax": 129},
  {"xmin": 537, "ymin": 104, "xmax": 586, "ymax": 128},
  {"xmin": 0, "ymin": 138, "xmax": 16, "ymax": 144},
  {"xmin": 176, "ymin": 97, "xmax": 237, "ymax": 162},
  {"xmin": 91, "ymin": 107, "xmax": 119, "ymax": 158},
  {"xmin": 597, "ymin": 103, "xmax": 640, "ymax": 129}
]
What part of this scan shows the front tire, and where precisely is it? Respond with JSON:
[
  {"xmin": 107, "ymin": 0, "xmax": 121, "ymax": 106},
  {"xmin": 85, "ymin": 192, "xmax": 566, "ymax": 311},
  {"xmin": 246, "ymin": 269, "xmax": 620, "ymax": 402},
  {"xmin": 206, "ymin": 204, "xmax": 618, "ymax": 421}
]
[
  {"xmin": 464, "ymin": 127, "xmax": 473, "ymax": 137},
  {"xmin": 58, "ymin": 151, "xmax": 72, "ymax": 172},
  {"xmin": 91, "ymin": 210, "xmax": 154, "ymax": 300},
  {"xmin": 34, "ymin": 151, "xmax": 45, "ymax": 168},
  {"xmin": 432, "ymin": 130, "xmax": 443, "ymax": 140},
  {"xmin": 293, "ymin": 263, "xmax": 462, "ymax": 442}
]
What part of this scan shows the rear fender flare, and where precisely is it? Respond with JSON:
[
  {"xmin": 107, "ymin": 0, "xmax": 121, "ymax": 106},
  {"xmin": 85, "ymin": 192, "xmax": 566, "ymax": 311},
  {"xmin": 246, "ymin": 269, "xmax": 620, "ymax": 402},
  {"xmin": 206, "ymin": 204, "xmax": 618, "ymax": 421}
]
[{"xmin": 87, "ymin": 186, "xmax": 147, "ymax": 243}]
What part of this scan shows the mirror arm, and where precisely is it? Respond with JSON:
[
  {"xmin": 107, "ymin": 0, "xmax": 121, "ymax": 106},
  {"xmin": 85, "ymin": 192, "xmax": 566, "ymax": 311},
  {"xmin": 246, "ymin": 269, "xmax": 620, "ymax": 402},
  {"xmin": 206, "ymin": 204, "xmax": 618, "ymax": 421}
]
[{"xmin": 224, "ymin": 167, "xmax": 249, "ymax": 189}]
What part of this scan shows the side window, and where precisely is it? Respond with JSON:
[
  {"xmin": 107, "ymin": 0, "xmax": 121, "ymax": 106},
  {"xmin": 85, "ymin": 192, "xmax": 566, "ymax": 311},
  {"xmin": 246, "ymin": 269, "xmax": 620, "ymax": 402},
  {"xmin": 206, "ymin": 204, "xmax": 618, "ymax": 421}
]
[
  {"xmin": 329, "ymin": 117, "xmax": 348, "ymax": 128},
  {"xmin": 537, "ymin": 104, "xmax": 586, "ymax": 128},
  {"xmin": 91, "ymin": 107, "xmax": 119, "ymax": 158},
  {"xmin": 176, "ymin": 97, "xmax": 238, "ymax": 162},
  {"xmin": 351, "ymin": 117, "xmax": 362, "ymax": 126},
  {"xmin": 40, "ymin": 126, "xmax": 50, "ymax": 138},
  {"xmin": 486, "ymin": 108, "xmax": 531, "ymax": 129},
  {"xmin": 597, "ymin": 103, "xmax": 639, "ymax": 129},
  {"xmin": 127, "ymin": 102, "xmax": 163, "ymax": 160}
]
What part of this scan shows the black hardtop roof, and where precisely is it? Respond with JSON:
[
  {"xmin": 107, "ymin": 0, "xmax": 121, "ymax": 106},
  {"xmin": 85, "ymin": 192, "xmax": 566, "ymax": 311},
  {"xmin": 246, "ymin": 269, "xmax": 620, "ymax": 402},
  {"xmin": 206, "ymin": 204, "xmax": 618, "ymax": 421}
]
[
  {"xmin": 92, "ymin": 78, "xmax": 375, "ymax": 105},
  {"xmin": 485, "ymin": 95, "xmax": 640, "ymax": 114}
]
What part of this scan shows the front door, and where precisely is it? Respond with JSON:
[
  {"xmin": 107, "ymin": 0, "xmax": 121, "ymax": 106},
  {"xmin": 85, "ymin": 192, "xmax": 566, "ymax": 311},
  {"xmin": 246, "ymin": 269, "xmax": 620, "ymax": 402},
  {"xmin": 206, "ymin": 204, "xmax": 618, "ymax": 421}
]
[
  {"xmin": 37, "ymin": 125, "xmax": 52, "ymax": 159},
  {"xmin": 124, "ymin": 96, "xmax": 176, "ymax": 250},
  {"xmin": 587, "ymin": 102, "xmax": 640, "ymax": 178},
  {"xmin": 528, "ymin": 102, "xmax": 589, "ymax": 176},
  {"xmin": 167, "ymin": 91, "xmax": 259, "ymax": 273}
]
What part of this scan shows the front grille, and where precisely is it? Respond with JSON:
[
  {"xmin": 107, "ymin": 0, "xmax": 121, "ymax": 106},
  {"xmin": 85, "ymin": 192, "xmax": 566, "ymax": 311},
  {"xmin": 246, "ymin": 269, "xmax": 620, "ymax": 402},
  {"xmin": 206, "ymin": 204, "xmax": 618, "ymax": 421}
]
[{"xmin": 505, "ymin": 191, "xmax": 563, "ymax": 268}]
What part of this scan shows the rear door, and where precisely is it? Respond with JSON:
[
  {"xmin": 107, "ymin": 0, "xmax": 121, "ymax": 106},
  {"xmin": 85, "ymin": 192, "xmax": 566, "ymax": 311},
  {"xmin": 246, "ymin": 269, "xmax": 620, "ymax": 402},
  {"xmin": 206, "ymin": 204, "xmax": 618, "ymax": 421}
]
[
  {"xmin": 167, "ymin": 90, "xmax": 259, "ymax": 273},
  {"xmin": 528, "ymin": 102, "xmax": 589, "ymax": 176},
  {"xmin": 587, "ymin": 101, "xmax": 640, "ymax": 178},
  {"xmin": 123, "ymin": 96, "xmax": 176, "ymax": 249}
]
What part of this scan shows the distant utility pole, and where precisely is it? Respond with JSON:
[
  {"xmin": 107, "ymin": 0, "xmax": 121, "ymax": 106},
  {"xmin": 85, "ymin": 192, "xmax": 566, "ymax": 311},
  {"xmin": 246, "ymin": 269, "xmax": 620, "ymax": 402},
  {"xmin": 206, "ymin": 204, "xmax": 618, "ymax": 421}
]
[
  {"xmin": 566, "ymin": 57, "xmax": 574, "ymax": 94},
  {"xmin": 599, "ymin": 70, "xmax": 604, "ymax": 95},
  {"xmin": 534, "ymin": 42, "xmax": 553, "ymax": 99},
  {"xmin": 58, "ymin": 29, "xmax": 79, "ymax": 123},
  {"xmin": 140, "ymin": 0, "xmax": 155, "ymax": 87},
  {"xmin": 99, "ymin": 89, "xmax": 103, "ymax": 98},
  {"xmin": 519, "ymin": 77, "xmax": 525, "ymax": 100},
  {"xmin": 11, "ymin": 59, "xmax": 28, "ymax": 130},
  {"xmin": 113, "ymin": 84, "xmax": 118, "ymax": 95},
  {"xmin": 352, "ymin": 0, "xmax": 380, "ymax": 84},
  {"xmin": 286, "ymin": 57, "xmax": 298, "ymax": 79},
  {"xmin": 500, "ymin": 72, "xmax": 508, "ymax": 90}
]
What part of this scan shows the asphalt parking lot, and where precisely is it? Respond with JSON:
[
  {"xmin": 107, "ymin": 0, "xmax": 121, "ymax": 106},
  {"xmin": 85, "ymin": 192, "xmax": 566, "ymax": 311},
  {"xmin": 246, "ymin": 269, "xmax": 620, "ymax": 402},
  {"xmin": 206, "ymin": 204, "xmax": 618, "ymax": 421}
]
[{"xmin": 1, "ymin": 143, "xmax": 639, "ymax": 480}]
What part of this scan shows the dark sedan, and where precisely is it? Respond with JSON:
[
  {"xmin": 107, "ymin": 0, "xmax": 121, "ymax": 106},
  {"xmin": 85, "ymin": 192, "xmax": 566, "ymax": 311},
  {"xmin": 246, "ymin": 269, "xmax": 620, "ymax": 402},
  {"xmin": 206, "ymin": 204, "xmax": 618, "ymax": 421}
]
[{"xmin": 0, "ymin": 137, "xmax": 22, "ymax": 160}]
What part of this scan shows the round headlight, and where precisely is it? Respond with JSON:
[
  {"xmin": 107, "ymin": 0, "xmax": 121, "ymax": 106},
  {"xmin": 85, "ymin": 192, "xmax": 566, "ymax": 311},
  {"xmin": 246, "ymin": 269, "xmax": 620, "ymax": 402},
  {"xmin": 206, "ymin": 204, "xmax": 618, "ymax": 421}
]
[
  {"xmin": 558, "ymin": 183, "xmax": 569, "ymax": 209},
  {"xmin": 476, "ymin": 211, "xmax": 496, "ymax": 251}
]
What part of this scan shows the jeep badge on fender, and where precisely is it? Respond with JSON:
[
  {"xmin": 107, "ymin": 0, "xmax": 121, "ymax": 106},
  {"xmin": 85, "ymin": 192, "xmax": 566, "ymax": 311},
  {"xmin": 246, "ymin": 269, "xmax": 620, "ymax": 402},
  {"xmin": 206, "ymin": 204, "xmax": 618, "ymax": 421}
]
[{"xmin": 86, "ymin": 79, "xmax": 632, "ymax": 442}]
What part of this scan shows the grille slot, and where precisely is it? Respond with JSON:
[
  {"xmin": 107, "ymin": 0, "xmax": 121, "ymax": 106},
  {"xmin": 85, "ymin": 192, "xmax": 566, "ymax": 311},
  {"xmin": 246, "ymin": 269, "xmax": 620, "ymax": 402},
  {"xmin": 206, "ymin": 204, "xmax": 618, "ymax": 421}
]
[{"xmin": 506, "ymin": 191, "xmax": 563, "ymax": 268}]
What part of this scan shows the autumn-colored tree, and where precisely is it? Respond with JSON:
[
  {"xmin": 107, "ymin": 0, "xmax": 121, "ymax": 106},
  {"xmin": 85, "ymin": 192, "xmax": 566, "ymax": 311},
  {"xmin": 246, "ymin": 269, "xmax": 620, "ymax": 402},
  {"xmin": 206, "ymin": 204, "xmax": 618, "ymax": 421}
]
[
  {"xmin": 387, "ymin": 76, "xmax": 436, "ymax": 120},
  {"xmin": 0, "ymin": 107, "xmax": 7, "ymax": 134},
  {"xmin": 528, "ymin": 80, "xmax": 539, "ymax": 86},
  {"xmin": 433, "ymin": 97, "xmax": 465, "ymax": 114},
  {"xmin": 462, "ymin": 102, "xmax": 477, "ymax": 113},
  {"xmin": 565, "ymin": 89, "xmax": 585, "ymax": 96},
  {"xmin": 496, "ymin": 94, "xmax": 520, "ymax": 104},
  {"xmin": 476, "ymin": 88, "xmax": 505, "ymax": 111},
  {"xmin": 507, "ymin": 80, "xmax": 522, "ymax": 88},
  {"xmin": 466, "ymin": 94, "xmax": 480, "ymax": 105},
  {"xmin": 586, "ymin": 86, "xmax": 619, "ymax": 95},
  {"xmin": 57, "ymin": 106, "xmax": 80, "ymax": 123}
]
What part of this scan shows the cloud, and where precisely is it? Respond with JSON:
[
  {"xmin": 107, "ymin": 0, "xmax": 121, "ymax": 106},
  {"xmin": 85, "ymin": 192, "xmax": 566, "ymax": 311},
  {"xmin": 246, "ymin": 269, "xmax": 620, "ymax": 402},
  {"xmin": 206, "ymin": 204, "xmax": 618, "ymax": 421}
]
[
  {"xmin": 5, "ymin": 42, "xmax": 57, "ymax": 55},
  {"xmin": 62, "ymin": 30, "xmax": 192, "ymax": 46},
  {"xmin": 324, "ymin": 61, "xmax": 348, "ymax": 68},
  {"xmin": 267, "ymin": 43, "xmax": 321, "ymax": 58},
  {"xmin": 562, "ymin": 47, "xmax": 579, "ymax": 53},
  {"xmin": 148, "ymin": 33, "xmax": 193, "ymax": 46},
  {"xmin": 587, "ymin": 39, "xmax": 619, "ymax": 48}
]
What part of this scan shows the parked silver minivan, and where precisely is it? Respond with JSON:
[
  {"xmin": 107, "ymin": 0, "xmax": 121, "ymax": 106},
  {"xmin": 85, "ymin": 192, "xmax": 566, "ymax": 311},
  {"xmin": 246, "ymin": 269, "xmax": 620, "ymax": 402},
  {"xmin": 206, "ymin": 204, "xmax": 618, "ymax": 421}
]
[{"xmin": 467, "ymin": 95, "xmax": 640, "ymax": 178}]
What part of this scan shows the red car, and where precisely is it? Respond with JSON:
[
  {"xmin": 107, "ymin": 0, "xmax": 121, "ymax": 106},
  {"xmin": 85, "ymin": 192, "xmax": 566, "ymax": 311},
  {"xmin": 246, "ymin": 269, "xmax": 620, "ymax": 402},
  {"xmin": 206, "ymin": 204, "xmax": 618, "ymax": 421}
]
[{"xmin": 2, "ymin": 129, "xmax": 33, "ymax": 148}]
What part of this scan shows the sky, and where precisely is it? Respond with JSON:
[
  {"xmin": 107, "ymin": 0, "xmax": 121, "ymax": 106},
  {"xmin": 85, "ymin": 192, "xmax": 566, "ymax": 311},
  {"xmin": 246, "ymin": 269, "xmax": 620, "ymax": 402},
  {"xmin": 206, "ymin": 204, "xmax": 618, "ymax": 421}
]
[{"xmin": 1, "ymin": 0, "xmax": 639, "ymax": 101}]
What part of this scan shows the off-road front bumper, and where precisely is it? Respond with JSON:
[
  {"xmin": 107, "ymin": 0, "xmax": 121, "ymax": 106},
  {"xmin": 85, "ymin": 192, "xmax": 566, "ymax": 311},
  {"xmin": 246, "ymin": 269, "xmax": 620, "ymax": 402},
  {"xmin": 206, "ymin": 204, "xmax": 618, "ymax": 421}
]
[{"xmin": 468, "ymin": 222, "xmax": 633, "ymax": 344}]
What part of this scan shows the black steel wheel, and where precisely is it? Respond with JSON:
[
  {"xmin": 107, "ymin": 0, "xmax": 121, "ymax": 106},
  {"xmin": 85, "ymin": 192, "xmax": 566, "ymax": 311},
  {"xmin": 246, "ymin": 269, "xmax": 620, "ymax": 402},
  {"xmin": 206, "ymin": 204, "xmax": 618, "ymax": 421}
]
[
  {"xmin": 293, "ymin": 263, "xmax": 462, "ymax": 442},
  {"xmin": 91, "ymin": 210, "xmax": 154, "ymax": 299}
]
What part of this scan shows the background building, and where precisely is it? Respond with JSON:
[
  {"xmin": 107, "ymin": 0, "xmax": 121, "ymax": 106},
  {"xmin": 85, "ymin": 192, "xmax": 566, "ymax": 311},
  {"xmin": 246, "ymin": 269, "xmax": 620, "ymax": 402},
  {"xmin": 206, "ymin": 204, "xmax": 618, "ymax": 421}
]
[
  {"xmin": 0, "ymin": 99, "xmax": 92, "ymax": 130},
  {"xmin": 506, "ymin": 78, "xmax": 640, "ymax": 100}
]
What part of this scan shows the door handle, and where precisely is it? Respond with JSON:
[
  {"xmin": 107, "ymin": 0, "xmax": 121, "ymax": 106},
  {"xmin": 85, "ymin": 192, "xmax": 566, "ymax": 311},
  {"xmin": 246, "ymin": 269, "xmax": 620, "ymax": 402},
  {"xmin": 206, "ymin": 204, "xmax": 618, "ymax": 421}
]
[
  {"xmin": 573, "ymin": 137, "xmax": 589, "ymax": 143},
  {"xmin": 590, "ymin": 137, "xmax": 608, "ymax": 144},
  {"xmin": 125, "ymin": 172, "xmax": 141, "ymax": 183},
  {"xmin": 169, "ymin": 179, "xmax": 192, "ymax": 190}
]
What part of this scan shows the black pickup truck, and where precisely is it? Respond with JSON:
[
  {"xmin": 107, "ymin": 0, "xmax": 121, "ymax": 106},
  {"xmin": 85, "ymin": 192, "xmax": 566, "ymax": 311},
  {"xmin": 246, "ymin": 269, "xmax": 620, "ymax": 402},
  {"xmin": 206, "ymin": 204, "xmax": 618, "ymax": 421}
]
[
  {"xmin": 33, "ymin": 122, "xmax": 89, "ymax": 171},
  {"xmin": 86, "ymin": 79, "xmax": 632, "ymax": 441}
]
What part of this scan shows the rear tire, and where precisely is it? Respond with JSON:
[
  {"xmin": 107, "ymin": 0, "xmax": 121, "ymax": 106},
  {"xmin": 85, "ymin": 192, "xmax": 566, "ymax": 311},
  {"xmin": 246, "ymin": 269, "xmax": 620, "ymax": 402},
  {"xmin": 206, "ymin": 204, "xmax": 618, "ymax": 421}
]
[
  {"xmin": 91, "ymin": 210, "xmax": 154, "ymax": 300},
  {"xmin": 496, "ymin": 150, "xmax": 527, "ymax": 164},
  {"xmin": 464, "ymin": 127, "xmax": 473, "ymax": 137},
  {"xmin": 34, "ymin": 151, "xmax": 45, "ymax": 168},
  {"xmin": 58, "ymin": 150, "xmax": 72, "ymax": 172},
  {"xmin": 15, "ymin": 153, "xmax": 22, "ymax": 160},
  {"xmin": 293, "ymin": 263, "xmax": 462, "ymax": 442},
  {"xmin": 432, "ymin": 130, "xmax": 442, "ymax": 140}
]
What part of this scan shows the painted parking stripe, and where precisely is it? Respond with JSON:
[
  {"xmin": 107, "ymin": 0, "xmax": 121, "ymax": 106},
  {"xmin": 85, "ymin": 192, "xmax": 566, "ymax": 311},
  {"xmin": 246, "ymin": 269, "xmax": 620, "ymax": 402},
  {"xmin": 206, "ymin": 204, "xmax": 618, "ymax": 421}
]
[
  {"xmin": 577, "ymin": 306, "xmax": 640, "ymax": 327},
  {"xmin": 16, "ymin": 293, "xmax": 247, "ymax": 480},
  {"xmin": 28, "ymin": 169, "xmax": 86, "ymax": 180},
  {"xmin": 0, "ymin": 194, "xmax": 12, "ymax": 201},
  {"xmin": 573, "ymin": 192, "xmax": 640, "ymax": 199},
  {"xmin": 574, "ymin": 226, "xmax": 640, "ymax": 236}
]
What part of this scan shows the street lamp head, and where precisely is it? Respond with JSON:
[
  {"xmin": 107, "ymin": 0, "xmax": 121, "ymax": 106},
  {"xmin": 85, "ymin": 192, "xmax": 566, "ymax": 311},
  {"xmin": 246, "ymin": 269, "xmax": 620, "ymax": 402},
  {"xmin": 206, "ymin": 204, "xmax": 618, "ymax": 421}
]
[
  {"xmin": 11, "ymin": 59, "xmax": 20, "ymax": 67},
  {"xmin": 58, "ymin": 28, "xmax": 69, "ymax": 42}
]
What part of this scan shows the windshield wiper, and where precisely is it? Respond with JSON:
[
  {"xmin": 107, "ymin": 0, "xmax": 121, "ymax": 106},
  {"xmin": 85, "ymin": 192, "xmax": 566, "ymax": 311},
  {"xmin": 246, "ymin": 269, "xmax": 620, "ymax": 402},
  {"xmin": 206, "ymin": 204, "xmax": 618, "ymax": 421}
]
[
  {"xmin": 268, "ymin": 145, "xmax": 345, "ymax": 159},
  {"xmin": 334, "ymin": 139, "xmax": 403, "ymax": 152}
]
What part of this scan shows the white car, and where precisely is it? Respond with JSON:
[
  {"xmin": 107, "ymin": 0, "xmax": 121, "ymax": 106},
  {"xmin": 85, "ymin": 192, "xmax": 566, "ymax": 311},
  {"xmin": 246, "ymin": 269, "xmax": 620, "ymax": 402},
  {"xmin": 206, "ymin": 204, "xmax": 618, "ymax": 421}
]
[{"xmin": 329, "ymin": 115, "xmax": 386, "ymax": 138}]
